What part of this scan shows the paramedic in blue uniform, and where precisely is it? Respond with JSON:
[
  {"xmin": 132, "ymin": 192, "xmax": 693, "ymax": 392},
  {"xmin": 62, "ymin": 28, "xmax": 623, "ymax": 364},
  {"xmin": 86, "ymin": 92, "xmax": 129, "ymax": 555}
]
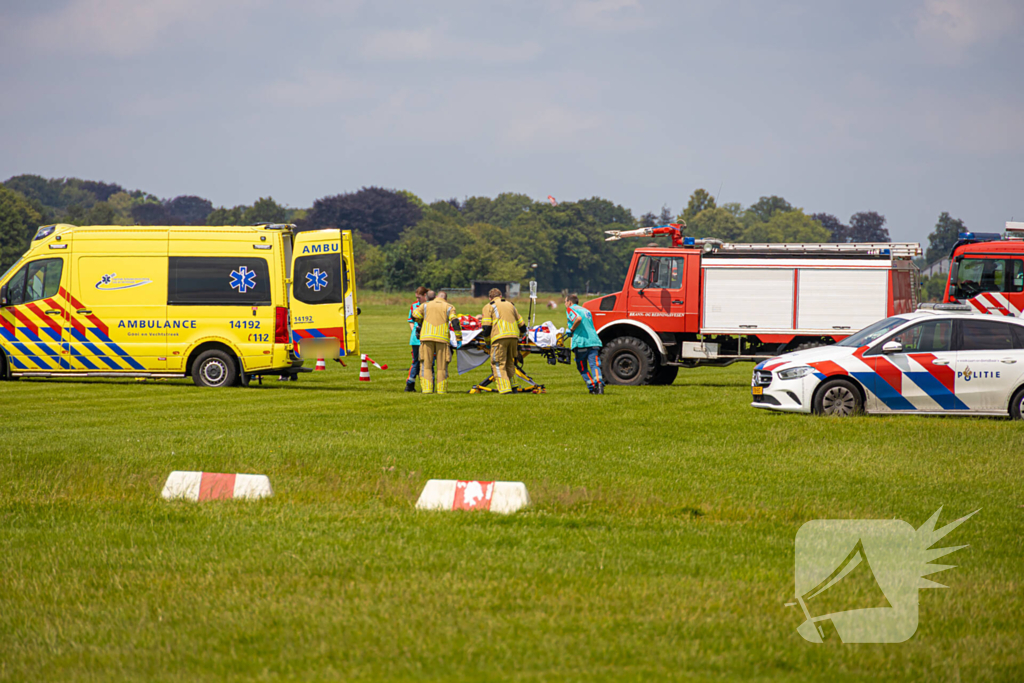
[
  {"xmin": 405, "ymin": 286, "xmax": 429, "ymax": 392},
  {"xmin": 565, "ymin": 293, "xmax": 605, "ymax": 394}
]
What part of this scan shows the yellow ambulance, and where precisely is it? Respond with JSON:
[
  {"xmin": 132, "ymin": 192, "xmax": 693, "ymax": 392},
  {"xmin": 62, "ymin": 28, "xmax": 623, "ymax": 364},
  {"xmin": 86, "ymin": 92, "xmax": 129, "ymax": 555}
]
[{"xmin": 0, "ymin": 223, "xmax": 358, "ymax": 387}]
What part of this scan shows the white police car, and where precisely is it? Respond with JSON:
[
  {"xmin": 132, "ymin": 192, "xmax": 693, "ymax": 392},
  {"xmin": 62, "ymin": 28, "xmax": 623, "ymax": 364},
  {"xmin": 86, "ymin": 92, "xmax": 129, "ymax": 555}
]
[{"xmin": 751, "ymin": 307, "xmax": 1024, "ymax": 418}]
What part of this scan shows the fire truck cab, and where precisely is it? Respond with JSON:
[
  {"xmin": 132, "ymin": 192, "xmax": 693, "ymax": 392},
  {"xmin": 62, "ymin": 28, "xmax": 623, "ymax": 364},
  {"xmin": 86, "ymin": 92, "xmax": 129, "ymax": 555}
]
[
  {"xmin": 943, "ymin": 222, "xmax": 1024, "ymax": 316},
  {"xmin": 584, "ymin": 225, "xmax": 921, "ymax": 385}
]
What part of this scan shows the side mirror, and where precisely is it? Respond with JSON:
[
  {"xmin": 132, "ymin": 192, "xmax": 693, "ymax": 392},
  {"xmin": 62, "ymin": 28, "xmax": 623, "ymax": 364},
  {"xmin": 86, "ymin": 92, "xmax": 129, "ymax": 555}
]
[
  {"xmin": 882, "ymin": 340, "xmax": 903, "ymax": 354},
  {"xmin": 0, "ymin": 284, "xmax": 6, "ymax": 307}
]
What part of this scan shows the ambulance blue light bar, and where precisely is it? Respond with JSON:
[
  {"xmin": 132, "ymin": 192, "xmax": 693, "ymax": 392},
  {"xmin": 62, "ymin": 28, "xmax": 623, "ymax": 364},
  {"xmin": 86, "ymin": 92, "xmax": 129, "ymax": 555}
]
[{"xmin": 33, "ymin": 225, "xmax": 57, "ymax": 241}]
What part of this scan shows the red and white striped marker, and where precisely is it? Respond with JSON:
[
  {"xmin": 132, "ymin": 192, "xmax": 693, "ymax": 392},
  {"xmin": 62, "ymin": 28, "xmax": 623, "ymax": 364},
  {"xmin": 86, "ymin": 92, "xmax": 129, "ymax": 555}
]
[
  {"xmin": 363, "ymin": 354, "xmax": 387, "ymax": 370},
  {"xmin": 415, "ymin": 479, "xmax": 530, "ymax": 514},
  {"xmin": 314, "ymin": 358, "xmax": 326, "ymax": 371},
  {"xmin": 359, "ymin": 355, "xmax": 371, "ymax": 381},
  {"xmin": 161, "ymin": 471, "xmax": 273, "ymax": 502}
]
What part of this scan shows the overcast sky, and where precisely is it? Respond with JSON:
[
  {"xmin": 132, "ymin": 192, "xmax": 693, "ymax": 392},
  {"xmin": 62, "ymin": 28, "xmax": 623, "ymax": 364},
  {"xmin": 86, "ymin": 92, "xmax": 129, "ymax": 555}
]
[{"xmin": 1, "ymin": 0, "xmax": 1021, "ymax": 243}]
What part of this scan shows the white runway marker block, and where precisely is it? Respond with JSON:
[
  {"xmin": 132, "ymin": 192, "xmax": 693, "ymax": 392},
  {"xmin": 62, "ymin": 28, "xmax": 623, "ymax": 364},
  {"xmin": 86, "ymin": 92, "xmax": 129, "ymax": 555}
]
[
  {"xmin": 161, "ymin": 471, "xmax": 273, "ymax": 502},
  {"xmin": 415, "ymin": 479, "xmax": 530, "ymax": 514}
]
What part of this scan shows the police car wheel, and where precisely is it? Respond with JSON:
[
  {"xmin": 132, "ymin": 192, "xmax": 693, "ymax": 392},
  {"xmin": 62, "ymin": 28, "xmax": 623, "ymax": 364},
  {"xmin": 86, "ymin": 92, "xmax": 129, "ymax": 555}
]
[
  {"xmin": 1010, "ymin": 387, "xmax": 1024, "ymax": 420},
  {"xmin": 193, "ymin": 350, "xmax": 238, "ymax": 388},
  {"xmin": 813, "ymin": 378, "xmax": 862, "ymax": 417}
]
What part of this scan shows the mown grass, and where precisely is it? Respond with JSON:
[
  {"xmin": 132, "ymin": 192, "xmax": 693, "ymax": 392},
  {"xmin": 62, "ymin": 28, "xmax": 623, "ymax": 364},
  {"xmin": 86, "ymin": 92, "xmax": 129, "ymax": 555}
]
[{"xmin": 1, "ymin": 300, "xmax": 1022, "ymax": 681}]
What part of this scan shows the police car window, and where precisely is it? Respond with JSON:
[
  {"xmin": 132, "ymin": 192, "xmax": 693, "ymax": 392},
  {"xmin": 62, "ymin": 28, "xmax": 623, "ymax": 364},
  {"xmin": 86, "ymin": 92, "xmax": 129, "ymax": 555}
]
[
  {"xmin": 6, "ymin": 259, "xmax": 63, "ymax": 306},
  {"xmin": 1013, "ymin": 325, "xmax": 1024, "ymax": 350},
  {"xmin": 960, "ymin": 319, "xmax": 1015, "ymax": 351},
  {"xmin": 885, "ymin": 320, "xmax": 953, "ymax": 353},
  {"xmin": 294, "ymin": 253, "xmax": 343, "ymax": 305},
  {"xmin": 836, "ymin": 316, "xmax": 908, "ymax": 347},
  {"xmin": 168, "ymin": 257, "xmax": 271, "ymax": 306}
]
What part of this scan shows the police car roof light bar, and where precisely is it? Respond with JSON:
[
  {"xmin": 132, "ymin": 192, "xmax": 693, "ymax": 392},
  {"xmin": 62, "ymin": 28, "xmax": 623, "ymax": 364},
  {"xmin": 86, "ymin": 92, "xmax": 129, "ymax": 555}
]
[{"xmin": 918, "ymin": 303, "xmax": 974, "ymax": 312}]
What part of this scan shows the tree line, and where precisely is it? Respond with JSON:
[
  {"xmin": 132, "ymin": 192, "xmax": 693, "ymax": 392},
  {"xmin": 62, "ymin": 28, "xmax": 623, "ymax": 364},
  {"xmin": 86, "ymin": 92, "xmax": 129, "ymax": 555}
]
[{"xmin": 1, "ymin": 174, "xmax": 970, "ymax": 295}]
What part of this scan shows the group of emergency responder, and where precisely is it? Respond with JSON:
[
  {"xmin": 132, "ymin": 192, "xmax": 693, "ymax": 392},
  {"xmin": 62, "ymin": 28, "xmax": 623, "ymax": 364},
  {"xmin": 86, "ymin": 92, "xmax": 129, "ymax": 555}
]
[{"xmin": 405, "ymin": 287, "xmax": 605, "ymax": 395}]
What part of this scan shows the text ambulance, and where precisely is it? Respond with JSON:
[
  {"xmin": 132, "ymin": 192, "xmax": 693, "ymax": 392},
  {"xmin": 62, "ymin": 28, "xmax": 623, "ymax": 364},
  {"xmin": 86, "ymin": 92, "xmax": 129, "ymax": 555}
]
[{"xmin": 0, "ymin": 223, "xmax": 358, "ymax": 387}]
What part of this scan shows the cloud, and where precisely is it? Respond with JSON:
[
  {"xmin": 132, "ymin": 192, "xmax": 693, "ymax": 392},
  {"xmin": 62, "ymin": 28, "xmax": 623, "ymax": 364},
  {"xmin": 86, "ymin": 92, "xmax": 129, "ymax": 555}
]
[
  {"xmin": 563, "ymin": 0, "xmax": 651, "ymax": 30},
  {"xmin": 22, "ymin": 0, "xmax": 257, "ymax": 57},
  {"xmin": 258, "ymin": 71, "xmax": 376, "ymax": 108},
  {"xmin": 913, "ymin": 0, "xmax": 1022, "ymax": 62},
  {"xmin": 360, "ymin": 23, "xmax": 541, "ymax": 63}
]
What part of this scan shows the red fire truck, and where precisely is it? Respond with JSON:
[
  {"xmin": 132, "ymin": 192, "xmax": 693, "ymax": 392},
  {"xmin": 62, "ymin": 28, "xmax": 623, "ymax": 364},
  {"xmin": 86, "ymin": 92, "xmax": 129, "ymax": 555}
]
[
  {"xmin": 582, "ymin": 224, "xmax": 921, "ymax": 385},
  {"xmin": 942, "ymin": 222, "xmax": 1024, "ymax": 316}
]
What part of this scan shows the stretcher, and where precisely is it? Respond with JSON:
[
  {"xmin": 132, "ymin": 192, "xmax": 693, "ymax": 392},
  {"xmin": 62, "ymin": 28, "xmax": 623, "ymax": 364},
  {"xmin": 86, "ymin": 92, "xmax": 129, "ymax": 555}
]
[{"xmin": 457, "ymin": 326, "xmax": 572, "ymax": 394}]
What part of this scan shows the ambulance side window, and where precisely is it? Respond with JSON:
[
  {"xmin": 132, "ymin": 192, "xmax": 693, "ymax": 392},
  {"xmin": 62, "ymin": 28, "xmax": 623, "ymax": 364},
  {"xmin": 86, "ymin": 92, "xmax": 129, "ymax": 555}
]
[
  {"xmin": 294, "ymin": 254, "xmax": 343, "ymax": 305},
  {"xmin": 168, "ymin": 257, "xmax": 271, "ymax": 306},
  {"xmin": 5, "ymin": 259, "xmax": 63, "ymax": 306}
]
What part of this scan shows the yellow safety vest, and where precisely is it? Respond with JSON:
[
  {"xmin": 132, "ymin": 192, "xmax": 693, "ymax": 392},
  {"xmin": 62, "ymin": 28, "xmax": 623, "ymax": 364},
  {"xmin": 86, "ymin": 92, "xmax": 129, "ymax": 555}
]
[
  {"xmin": 482, "ymin": 297, "xmax": 524, "ymax": 341},
  {"xmin": 414, "ymin": 299, "xmax": 459, "ymax": 343}
]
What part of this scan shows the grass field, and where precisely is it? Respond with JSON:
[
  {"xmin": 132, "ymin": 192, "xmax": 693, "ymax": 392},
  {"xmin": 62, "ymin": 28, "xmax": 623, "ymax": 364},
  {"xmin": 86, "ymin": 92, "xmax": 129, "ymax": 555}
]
[{"xmin": 1, "ymin": 298, "xmax": 1022, "ymax": 681}]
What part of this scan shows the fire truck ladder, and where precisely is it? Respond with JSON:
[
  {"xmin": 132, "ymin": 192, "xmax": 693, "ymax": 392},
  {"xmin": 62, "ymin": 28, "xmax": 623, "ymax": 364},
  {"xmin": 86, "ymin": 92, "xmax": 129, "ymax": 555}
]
[
  {"xmin": 701, "ymin": 241, "xmax": 922, "ymax": 258},
  {"xmin": 604, "ymin": 224, "xmax": 922, "ymax": 258}
]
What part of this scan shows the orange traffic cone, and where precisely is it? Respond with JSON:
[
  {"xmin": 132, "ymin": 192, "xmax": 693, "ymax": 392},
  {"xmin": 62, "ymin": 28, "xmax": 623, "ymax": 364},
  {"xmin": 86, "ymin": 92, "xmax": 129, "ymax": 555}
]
[{"xmin": 314, "ymin": 358, "xmax": 326, "ymax": 371}]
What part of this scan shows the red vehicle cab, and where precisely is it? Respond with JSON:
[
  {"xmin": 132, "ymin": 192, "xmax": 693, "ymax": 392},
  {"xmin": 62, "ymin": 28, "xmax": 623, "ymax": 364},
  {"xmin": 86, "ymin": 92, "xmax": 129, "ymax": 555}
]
[{"xmin": 943, "ymin": 223, "xmax": 1024, "ymax": 317}]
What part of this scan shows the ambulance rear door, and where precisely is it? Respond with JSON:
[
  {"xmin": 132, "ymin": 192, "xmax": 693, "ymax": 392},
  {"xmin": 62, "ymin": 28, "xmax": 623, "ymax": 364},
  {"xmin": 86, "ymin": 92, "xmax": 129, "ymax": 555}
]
[{"xmin": 290, "ymin": 229, "xmax": 347, "ymax": 360}]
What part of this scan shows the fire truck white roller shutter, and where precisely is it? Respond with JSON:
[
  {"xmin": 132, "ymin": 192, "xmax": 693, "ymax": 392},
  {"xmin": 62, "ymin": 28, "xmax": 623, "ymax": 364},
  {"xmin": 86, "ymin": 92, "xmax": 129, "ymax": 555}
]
[
  {"xmin": 702, "ymin": 268, "xmax": 795, "ymax": 332},
  {"xmin": 797, "ymin": 269, "xmax": 887, "ymax": 331}
]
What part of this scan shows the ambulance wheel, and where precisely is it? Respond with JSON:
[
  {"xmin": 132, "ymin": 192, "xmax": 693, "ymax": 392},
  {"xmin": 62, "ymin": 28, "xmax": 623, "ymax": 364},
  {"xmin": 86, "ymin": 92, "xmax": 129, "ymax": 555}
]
[
  {"xmin": 1010, "ymin": 386, "xmax": 1024, "ymax": 420},
  {"xmin": 651, "ymin": 364, "xmax": 679, "ymax": 385},
  {"xmin": 602, "ymin": 336, "xmax": 657, "ymax": 385},
  {"xmin": 812, "ymin": 378, "xmax": 862, "ymax": 417},
  {"xmin": 192, "ymin": 350, "xmax": 237, "ymax": 388}
]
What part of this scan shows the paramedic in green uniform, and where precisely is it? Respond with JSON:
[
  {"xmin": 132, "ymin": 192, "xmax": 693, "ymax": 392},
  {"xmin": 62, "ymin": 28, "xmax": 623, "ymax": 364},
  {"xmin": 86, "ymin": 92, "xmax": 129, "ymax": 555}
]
[{"xmin": 565, "ymin": 293, "xmax": 604, "ymax": 394}]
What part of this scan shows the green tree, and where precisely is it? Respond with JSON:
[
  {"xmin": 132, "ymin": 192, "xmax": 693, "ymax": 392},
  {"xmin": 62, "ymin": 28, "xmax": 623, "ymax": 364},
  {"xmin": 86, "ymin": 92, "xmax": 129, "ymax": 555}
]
[
  {"xmin": 0, "ymin": 187, "xmax": 43, "ymax": 272},
  {"xmin": 242, "ymin": 197, "xmax": 287, "ymax": 224},
  {"xmin": 921, "ymin": 273, "xmax": 949, "ymax": 302},
  {"xmin": 207, "ymin": 206, "xmax": 247, "ymax": 226},
  {"xmin": 925, "ymin": 212, "xmax": 967, "ymax": 263},
  {"xmin": 746, "ymin": 195, "xmax": 794, "ymax": 223},
  {"xmin": 679, "ymin": 189, "xmax": 717, "ymax": 223},
  {"xmin": 577, "ymin": 197, "xmax": 634, "ymax": 226},
  {"xmin": 688, "ymin": 207, "xmax": 743, "ymax": 241},
  {"xmin": 741, "ymin": 210, "xmax": 830, "ymax": 243},
  {"xmin": 462, "ymin": 193, "xmax": 536, "ymax": 228}
]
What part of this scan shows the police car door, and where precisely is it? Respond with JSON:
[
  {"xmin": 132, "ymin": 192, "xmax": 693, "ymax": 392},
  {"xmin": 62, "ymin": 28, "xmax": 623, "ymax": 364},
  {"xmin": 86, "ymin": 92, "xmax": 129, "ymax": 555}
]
[
  {"xmin": 290, "ymin": 229, "xmax": 347, "ymax": 360},
  {"xmin": 953, "ymin": 318, "xmax": 1024, "ymax": 412}
]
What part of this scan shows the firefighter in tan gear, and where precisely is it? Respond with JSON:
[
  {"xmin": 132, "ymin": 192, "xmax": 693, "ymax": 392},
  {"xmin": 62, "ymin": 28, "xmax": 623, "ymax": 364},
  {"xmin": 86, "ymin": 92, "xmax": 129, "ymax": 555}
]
[
  {"xmin": 412, "ymin": 290, "xmax": 462, "ymax": 393},
  {"xmin": 481, "ymin": 288, "xmax": 527, "ymax": 394}
]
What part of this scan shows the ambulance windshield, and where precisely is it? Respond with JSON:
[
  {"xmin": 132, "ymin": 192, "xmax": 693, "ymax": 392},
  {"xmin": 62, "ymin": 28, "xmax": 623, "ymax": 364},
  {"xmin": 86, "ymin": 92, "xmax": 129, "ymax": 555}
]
[{"xmin": 835, "ymin": 316, "xmax": 909, "ymax": 347}]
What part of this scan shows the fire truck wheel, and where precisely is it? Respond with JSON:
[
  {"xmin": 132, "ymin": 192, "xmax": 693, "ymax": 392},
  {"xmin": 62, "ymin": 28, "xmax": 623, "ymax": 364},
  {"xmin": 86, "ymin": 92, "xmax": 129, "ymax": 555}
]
[
  {"xmin": 602, "ymin": 336, "xmax": 657, "ymax": 385},
  {"xmin": 192, "ymin": 349, "xmax": 238, "ymax": 388},
  {"xmin": 1010, "ymin": 386, "xmax": 1024, "ymax": 420},
  {"xmin": 812, "ymin": 378, "xmax": 863, "ymax": 417},
  {"xmin": 651, "ymin": 364, "xmax": 679, "ymax": 385}
]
